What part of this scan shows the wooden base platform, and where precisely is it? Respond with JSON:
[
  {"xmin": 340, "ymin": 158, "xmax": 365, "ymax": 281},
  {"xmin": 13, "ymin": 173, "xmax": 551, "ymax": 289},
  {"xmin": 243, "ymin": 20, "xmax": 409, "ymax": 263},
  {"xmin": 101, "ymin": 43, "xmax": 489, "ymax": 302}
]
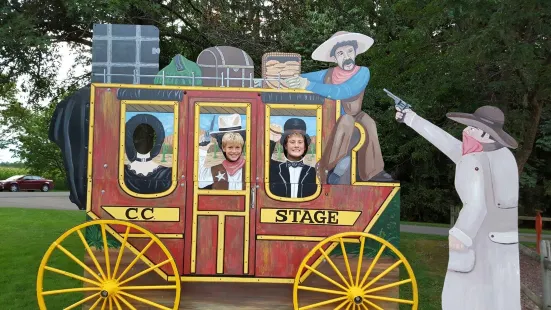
[{"xmin": 77, "ymin": 249, "xmax": 407, "ymax": 309}]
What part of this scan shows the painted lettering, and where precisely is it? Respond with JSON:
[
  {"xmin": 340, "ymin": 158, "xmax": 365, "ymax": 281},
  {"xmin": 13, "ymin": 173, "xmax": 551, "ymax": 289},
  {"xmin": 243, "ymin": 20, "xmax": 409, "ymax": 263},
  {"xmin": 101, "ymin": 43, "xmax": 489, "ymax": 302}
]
[
  {"xmin": 142, "ymin": 207, "xmax": 154, "ymax": 220},
  {"xmin": 275, "ymin": 210, "xmax": 287, "ymax": 222},
  {"xmin": 125, "ymin": 207, "xmax": 138, "ymax": 220},
  {"xmin": 328, "ymin": 211, "xmax": 338, "ymax": 224}
]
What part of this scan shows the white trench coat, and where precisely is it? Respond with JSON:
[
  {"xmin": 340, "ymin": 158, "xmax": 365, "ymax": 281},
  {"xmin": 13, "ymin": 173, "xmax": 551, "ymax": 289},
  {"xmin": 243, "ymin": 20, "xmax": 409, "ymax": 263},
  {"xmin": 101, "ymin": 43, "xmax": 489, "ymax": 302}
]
[{"xmin": 405, "ymin": 113, "xmax": 521, "ymax": 310}]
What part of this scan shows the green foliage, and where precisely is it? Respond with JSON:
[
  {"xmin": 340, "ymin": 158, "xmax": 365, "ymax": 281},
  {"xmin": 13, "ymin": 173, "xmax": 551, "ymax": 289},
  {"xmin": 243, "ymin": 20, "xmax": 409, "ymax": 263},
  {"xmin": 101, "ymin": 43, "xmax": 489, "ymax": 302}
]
[
  {"xmin": 84, "ymin": 220, "xmax": 122, "ymax": 250},
  {"xmin": 0, "ymin": 166, "xmax": 27, "ymax": 180},
  {"xmin": 1, "ymin": 0, "xmax": 550, "ymax": 221}
]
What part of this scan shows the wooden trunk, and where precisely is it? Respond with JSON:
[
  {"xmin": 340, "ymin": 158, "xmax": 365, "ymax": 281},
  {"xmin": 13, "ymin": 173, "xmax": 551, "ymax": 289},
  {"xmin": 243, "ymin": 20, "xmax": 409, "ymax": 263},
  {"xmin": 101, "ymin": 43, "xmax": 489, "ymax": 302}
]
[{"xmin": 196, "ymin": 46, "xmax": 255, "ymax": 87}]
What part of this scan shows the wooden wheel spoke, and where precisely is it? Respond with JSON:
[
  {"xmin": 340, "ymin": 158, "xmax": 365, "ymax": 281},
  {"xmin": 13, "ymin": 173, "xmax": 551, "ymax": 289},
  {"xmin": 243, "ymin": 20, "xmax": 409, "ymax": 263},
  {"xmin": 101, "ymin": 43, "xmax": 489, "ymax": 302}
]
[
  {"xmin": 359, "ymin": 245, "xmax": 386, "ymax": 288},
  {"xmin": 118, "ymin": 291, "xmax": 172, "ymax": 310},
  {"xmin": 364, "ymin": 278, "xmax": 412, "ymax": 294},
  {"xmin": 304, "ymin": 265, "xmax": 348, "ymax": 291},
  {"xmin": 118, "ymin": 258, "xmax": 172, "ymax": 286},
  {"xmin": 319, "ymin": 247, "xmax": 350, "ymax": 288},
  {"xmin": 112, "ymin": 295, "xmax": 123, "ymax": 310},
  {"xmin": 300, "ymin": 243, "xmax": 339, "ymax": 283},
  {"xmin": 120, "ymin": 285, "xmax": 178, "ymax": 291},
  {"xmin": 109, "ymin": 295, "xmax": 113, "ymax": 310},
  {"xmin": 116, "ymin": 239, "xmax": 155, "ymax": 282},
  {"xmin": 89, "ymin": 296, "xmax": 103, "ymax": 310},
  {"xmin": 42, "ymin": 287, "xmax": 101, "ymax": 296},
  {"xmin": 63, "ymin": 292, "xmax": 101, "ymax": 310},
  {"xmin": 360, "ymin": 303, "xmax": 369, "ymax": 310},
  {"xmin": 297, "ymin": 285, "xmax": 348, "ymax": 295},
  {"xmin": 54, "ymin": 244, "xmax": 104, "ymax": 283},
  {"xmin": 339, "ymin": 238, "xmax": 354, "ymax": 285},
  {"xmin": 116, "ymin": 295, "xmax": 137, "ymax": 310},
  {"xmin": 345, "ymin": 302, "xmax": 353, "ymax": 310},
  {"xmin": 364, "ymin": 294, "xmax": 415, "ymax": 305},
  {"xmin": 100, "ymin": 224, "xmax": 111, "ymax": 279},
  {"xmin": 299, "ymin": 296, "xmax": 348, "ymax": 310},
  {"xmin": 77, "ymin": 229, "xmax": 106, "ymax": 281},
  {"xmin": 364, "ymin": 299, "xmax": 383, "ymax": 310},
  {"xmin": 355, "ymin": 237, "xmax": 365, "ymax": 286},
  {"xmin": 112, "ymin": 226, "xmax": 131, "ymax": 280},
  {"xmin": 44, "ymin": 266, "xmax": 102, "ymax": 287},
  {"xmin": 100, "ymin": 297, "xmax": 108, "ymax": 310},
  {"xmin": 335, "ymin": 299, "xmax": 351, "ymax": 310},
  {"xmin": 362, "ymin": 260, "xmax": 403, "ymax": 290}
]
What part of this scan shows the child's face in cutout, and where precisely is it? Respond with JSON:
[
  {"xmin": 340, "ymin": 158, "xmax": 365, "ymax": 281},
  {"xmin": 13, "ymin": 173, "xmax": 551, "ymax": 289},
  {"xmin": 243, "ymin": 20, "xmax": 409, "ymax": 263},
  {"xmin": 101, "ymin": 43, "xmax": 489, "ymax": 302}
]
[{"xmin": 223, "ymin": 142, "xmax": 243, "ymax": 162}]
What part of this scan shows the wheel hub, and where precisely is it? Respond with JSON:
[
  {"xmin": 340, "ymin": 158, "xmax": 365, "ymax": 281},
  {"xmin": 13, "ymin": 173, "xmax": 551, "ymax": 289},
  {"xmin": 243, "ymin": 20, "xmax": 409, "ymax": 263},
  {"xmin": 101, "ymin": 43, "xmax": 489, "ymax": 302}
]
[
  {"xmin": 348, "ymin": 286, "xmax": 365, "ymax": 305},
  {"xmin": 100, "ymin": 280, "xmax": 119, "ymax": 298}
]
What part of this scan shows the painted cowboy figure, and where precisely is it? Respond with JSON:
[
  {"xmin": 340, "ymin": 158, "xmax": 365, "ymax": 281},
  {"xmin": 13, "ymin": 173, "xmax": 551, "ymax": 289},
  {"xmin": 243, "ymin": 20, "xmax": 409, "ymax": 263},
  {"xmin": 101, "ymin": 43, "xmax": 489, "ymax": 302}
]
[
  {"xmin": 395, "ymin": 103, "xmax": 521, "ymax": 310},
  {"xmin": 198, "ymin": 114, "xmax": 247, "ymax": 191},
  {"xmin": 285, "ymin": 31, "xmax": 392, "ymax": 184},
  {"xmin": 268, "ymin": 118, "xmax": 317, "ymax": 198}
]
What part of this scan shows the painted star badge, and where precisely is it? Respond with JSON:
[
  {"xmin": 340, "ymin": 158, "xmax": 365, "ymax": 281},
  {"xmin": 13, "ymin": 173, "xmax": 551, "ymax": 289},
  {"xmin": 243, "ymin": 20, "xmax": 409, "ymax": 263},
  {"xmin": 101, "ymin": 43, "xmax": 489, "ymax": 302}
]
[{"xmin": 215, "ymin": 171, "xmax": 226, "ymax": 181}]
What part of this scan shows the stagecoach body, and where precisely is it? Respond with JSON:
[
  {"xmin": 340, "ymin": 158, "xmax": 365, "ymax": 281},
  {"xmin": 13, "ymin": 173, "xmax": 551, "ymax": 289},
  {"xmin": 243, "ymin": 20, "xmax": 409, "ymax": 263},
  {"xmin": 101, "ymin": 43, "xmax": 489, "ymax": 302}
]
[{"xmin": 38, "ymin": 23, "xmax": 418, "ymax": 310}]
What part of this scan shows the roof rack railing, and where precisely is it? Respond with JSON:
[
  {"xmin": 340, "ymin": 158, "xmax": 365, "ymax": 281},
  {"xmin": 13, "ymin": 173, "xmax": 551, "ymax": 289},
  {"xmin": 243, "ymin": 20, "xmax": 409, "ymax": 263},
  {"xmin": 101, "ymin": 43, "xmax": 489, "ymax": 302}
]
[{"xmin": 93, "ymin": 69, "xmax": 290, "ymax": 89}]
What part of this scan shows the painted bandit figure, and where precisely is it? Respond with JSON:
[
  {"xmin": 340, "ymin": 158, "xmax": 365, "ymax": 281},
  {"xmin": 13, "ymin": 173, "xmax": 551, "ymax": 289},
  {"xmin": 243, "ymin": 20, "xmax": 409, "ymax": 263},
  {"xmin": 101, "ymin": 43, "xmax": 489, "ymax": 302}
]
[
  {"xmin": 269, "ymin": 118, "xmax": 317, "ymax": 198},
  {"xmin": 395, "ymin": 103, "xmax": 521, "ymax": 310},
  {"xmin": 285, "ymin": 31, "xmax": 392, "ymax": 184},
  {"xmin": 198, "ymin": 114, "xmax": 246, "ymax": 190}
]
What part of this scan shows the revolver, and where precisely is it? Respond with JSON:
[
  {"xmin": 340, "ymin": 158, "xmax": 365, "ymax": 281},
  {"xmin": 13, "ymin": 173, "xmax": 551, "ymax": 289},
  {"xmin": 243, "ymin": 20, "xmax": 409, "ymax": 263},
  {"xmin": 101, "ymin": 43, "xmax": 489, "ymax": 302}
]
[{"xmin": 383, "ymin": 88, "xmax": 412, "ymax": 112}]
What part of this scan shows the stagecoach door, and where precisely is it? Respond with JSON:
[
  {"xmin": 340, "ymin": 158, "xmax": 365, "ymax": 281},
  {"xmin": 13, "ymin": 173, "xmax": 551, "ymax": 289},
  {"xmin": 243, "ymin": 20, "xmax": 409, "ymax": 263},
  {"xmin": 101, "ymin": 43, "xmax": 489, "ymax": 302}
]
[{"xmin": 185, "ymin": 96, "xmax": 258, "ymax": 277}]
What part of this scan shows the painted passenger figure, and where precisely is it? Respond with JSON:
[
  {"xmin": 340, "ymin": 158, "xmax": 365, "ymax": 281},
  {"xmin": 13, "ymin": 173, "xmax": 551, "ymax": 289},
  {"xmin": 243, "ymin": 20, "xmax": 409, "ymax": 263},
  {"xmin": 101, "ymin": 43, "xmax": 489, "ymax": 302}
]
[
  {"xmin": 393, "ymin": 102, "xmax": 521, "ymax": 310},
  {"xmin": 198, "ymin": 114, "xmax": 246, "ymax": 190},
  {"xmin": 285, "ymin": 31, "xmax": 392, "ymax": 184},
  {"xmin": 269, "ymin": 118, "xmax": 317, "ymax": 198},
  {"xmin": 123, "ymin": 114, "xmax": 172, "ymax": 194}
]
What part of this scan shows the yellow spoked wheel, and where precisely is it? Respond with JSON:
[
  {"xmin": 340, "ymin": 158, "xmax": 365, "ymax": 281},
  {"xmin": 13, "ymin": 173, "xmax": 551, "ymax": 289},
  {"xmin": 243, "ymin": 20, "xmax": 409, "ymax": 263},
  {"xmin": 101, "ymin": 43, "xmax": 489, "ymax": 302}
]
[
  {"xmin": 293, "ymin": 232, "xmax": 418, "ymax": 310},
  {"xmin": 36, "ymin": 219, "xmax": 181, "ymax": 309}
]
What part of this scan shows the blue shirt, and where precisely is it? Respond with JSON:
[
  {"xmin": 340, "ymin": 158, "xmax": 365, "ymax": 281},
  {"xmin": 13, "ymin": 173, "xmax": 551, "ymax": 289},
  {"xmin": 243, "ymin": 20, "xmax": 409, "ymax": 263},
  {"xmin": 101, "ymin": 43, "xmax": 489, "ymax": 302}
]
[{"xmin": 301, "ymin": 66, "xmax": 370, "ymax": 100}]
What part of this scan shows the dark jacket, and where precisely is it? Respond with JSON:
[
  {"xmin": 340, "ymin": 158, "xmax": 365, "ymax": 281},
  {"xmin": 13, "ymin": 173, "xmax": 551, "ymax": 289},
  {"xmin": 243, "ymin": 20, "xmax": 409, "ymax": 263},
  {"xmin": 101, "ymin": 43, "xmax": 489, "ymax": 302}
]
[{"xmin": 268, "ymin": 140, "xmax": 317, "ymax": 198}]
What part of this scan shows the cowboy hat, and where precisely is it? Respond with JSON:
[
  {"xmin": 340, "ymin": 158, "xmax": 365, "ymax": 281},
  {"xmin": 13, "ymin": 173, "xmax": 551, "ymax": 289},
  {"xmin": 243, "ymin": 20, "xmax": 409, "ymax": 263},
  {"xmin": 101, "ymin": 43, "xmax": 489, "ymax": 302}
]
[
  {"xmin": 312, "ymin": 31, "xmax": 375, "ymax": 63},
  {"xmin": 209, "ymin": 113, "xmax": 246, "ymax": 145},
  {"xmin": 446, "ymin": 106, "xmax": 518, "ymax": 149}
]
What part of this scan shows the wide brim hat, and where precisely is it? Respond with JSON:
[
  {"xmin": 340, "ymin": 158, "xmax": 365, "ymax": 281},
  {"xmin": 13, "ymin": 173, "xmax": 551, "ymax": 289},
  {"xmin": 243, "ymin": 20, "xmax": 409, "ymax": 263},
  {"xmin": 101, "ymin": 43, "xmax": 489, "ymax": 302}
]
[
  {"xmin": 209, "ymin": 113, "xmax": 247, "ymax": 144},
  {"xmin": 312, "ymin": 31, "xmax": 375, "ymax": 63},
  {"xmin": 446, "ymin": 105, "xmax": 518, "ymax": 149}
]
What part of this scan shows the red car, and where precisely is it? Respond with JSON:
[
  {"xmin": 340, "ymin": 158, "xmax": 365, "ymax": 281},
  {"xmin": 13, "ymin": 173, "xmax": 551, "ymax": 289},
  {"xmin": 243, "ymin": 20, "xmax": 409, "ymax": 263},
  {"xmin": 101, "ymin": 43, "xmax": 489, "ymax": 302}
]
[{"xmin": 0, "ymin": 175, "xmax": 55, "ymax": 192}]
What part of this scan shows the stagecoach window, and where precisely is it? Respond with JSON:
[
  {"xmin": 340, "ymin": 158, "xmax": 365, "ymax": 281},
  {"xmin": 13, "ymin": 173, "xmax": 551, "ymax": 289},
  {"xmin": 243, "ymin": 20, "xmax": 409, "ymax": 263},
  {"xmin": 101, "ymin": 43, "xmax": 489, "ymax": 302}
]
[
  {"xmin": 265, "ymin": 104, "xmax": 322, "ymax": 201},
  {"xmin": 119, "ymin": 101, "xmax": 179, "ymax": 197},
  {"xmin": 195, "ymin": 105, "xmax": 250, "ymax": 191}
]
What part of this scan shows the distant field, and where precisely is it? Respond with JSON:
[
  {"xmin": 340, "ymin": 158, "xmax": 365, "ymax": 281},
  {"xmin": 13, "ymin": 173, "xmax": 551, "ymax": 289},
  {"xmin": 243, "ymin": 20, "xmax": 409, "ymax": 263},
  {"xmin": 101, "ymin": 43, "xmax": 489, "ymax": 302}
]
[{"xmin": 0, "ymin": 166, "xmax": 27, "ymax": 180}]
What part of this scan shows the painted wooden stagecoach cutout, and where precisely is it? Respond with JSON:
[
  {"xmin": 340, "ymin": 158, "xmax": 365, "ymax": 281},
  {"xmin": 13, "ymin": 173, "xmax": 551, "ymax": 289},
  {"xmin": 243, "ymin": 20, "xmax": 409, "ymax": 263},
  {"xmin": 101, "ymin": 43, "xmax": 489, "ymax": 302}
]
[{"xmin": 41, "ymin": 23, "xmax": 419, "ymax": 310}]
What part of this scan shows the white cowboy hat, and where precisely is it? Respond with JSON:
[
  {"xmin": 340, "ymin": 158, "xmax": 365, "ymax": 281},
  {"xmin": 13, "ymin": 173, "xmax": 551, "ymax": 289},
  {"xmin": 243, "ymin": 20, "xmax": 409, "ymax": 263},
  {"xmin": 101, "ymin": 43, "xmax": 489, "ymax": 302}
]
[
  {"xmin": 311, "ymin": 31, "xmax": 375, "ymax": 63},
  {"xmin": 209, "ymin": 113, "xmax": 246, "ymax": 140}
]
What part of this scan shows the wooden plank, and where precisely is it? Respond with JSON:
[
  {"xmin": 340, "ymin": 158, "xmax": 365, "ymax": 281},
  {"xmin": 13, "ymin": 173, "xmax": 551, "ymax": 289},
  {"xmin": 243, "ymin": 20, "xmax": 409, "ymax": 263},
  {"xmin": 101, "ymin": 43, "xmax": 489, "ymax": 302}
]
[
  {"xmin": 196, "ymin": 216, "xmax": 218, "ymax": 275},
  {"xmin": 224, "ymin": 216, "xmax": 245, "ymax": 275}
]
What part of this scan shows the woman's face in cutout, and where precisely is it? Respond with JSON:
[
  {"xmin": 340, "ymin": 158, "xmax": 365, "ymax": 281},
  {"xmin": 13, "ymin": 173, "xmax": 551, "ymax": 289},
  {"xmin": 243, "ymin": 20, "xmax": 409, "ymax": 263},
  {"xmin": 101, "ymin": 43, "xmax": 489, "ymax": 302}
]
[
  {"xmin": 223, "ymin": 143, "xmax": 243, "ymax": 162},
  {"xmin": 285, "ymin": 134, "xmax": 305, "ymax": 161}
]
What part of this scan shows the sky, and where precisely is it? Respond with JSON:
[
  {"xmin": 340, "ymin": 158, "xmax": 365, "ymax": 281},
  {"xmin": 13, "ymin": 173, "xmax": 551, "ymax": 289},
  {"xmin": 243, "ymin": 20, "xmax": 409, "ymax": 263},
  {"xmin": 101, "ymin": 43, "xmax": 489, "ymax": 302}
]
[{"xmin": 0, "ymin": 44, "xmax": 88, "ymax": 163}]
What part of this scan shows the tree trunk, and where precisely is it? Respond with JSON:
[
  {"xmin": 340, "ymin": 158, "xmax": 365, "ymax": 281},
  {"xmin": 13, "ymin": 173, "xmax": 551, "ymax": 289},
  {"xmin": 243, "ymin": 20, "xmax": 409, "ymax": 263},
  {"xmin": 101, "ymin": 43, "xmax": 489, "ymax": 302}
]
[{"xmin": 516, "ymin": 94, "xmax": 544, "ymax": 176}]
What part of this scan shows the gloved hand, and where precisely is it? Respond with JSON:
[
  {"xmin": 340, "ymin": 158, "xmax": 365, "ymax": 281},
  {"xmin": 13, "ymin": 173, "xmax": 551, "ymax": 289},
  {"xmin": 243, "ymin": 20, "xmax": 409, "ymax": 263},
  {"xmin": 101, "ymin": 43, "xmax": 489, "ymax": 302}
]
[{"xmin": 284, "ymin": 76, "xmax": 309, "ymax": 89}]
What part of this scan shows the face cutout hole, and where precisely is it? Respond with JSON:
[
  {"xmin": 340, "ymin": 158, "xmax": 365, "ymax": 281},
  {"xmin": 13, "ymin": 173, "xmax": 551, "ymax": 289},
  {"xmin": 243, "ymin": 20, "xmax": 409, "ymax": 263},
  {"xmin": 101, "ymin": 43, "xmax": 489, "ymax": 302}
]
[{"xmin": 133, "ymin": 123, "xmax": 156, "ymax": 155}]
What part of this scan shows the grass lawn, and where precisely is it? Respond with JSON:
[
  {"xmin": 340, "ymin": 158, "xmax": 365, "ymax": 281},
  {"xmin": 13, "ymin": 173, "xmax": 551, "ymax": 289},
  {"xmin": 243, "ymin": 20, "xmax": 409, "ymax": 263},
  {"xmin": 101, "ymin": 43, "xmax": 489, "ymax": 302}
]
[
  {"xmin": 401, "ymin": 220, "xmax": 551, "ymax": 236},
  {"xmin": 0, "ymin": 207, "xmax": 448, "ymax": 309}
]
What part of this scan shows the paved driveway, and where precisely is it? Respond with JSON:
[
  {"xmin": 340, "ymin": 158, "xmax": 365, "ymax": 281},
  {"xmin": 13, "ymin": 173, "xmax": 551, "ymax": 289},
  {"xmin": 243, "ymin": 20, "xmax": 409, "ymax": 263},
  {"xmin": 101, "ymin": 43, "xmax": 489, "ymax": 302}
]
[{"xmin": 0, "ymin": 191, "xmax": 79, "ymax": 211}]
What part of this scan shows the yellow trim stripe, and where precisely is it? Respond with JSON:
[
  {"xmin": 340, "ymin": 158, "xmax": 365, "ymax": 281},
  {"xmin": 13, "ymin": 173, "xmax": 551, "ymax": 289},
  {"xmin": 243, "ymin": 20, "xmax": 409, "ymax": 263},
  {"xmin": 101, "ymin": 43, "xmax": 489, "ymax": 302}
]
[
  {"xmin": 217, "ymin": 216, "xmax": 225, "ymax": 273},
  {"xmin": 263, "ymin": 103, "xmax": 323, "ymax": 202},
  {"xmin": 127, "ymin": 234, "xmax": 183, "ymax": 239},
  {"xmin": 168, "ymin": 276, "xmax": 294, "ymax": 284},
  {"xmin": 86, "ymin": 86, "xmax": 96, "ymax": 214},
  {"xmin": 118, "ymin": 100, "xmax": 179, "ymax": 198},
  {"xmin": 257, "ymin": 235, "xmax": 359, "ymax": 243}
]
